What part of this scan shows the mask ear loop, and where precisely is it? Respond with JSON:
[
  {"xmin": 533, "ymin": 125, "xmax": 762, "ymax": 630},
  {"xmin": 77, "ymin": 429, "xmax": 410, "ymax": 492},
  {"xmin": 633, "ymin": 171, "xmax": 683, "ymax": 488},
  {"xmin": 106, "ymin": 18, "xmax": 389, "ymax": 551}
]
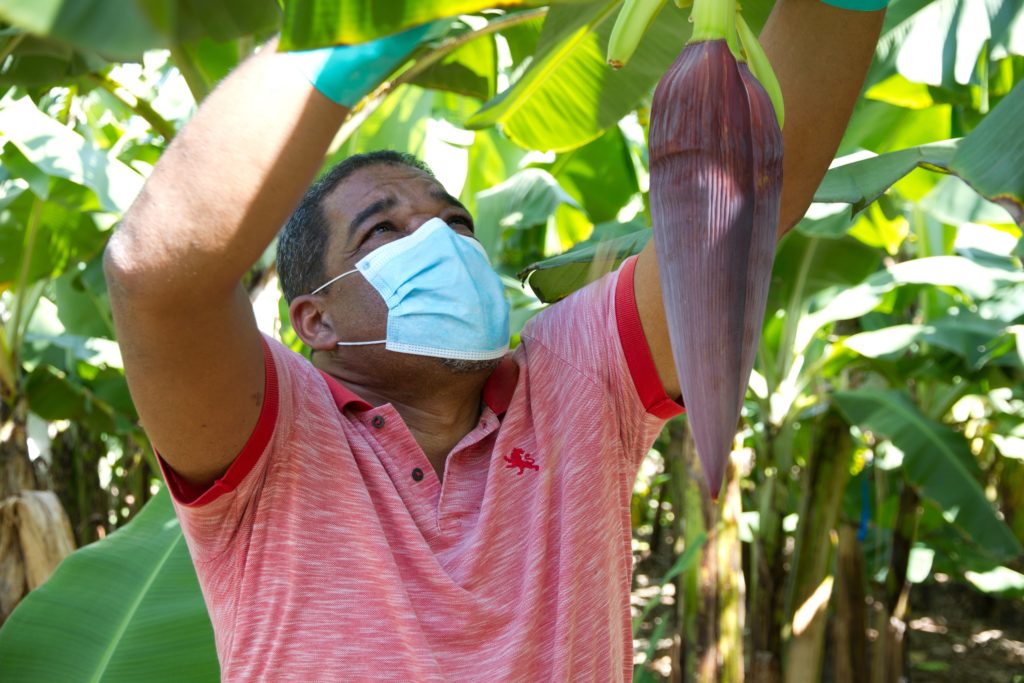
[
  {"xmin": 309, "ymin": 269, "xmax": 386, "ymax": 347},
  {"xmin": 310, "ymin": 268, "xmax": 358, "ymax": 295}
]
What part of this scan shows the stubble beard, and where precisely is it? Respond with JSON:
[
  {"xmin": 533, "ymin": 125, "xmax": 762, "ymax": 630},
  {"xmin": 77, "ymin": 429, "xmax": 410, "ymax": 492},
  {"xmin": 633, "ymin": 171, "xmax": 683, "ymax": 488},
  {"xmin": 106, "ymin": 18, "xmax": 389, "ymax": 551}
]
[{"xmin": 438, "ymin": 357, "xmax": 502, "ymax": 375}]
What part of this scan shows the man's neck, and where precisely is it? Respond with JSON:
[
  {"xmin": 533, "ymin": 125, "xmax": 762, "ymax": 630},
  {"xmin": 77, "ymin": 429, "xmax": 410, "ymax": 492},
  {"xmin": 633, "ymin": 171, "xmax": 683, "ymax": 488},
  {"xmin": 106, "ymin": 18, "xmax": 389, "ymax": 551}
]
[
  {"xmin": 320, "ymin": 356, "xmax": 488, "ymax": 480},
  {"xmin": 382, "ymin": 392, "xmax": 483, "ymax": 479}
]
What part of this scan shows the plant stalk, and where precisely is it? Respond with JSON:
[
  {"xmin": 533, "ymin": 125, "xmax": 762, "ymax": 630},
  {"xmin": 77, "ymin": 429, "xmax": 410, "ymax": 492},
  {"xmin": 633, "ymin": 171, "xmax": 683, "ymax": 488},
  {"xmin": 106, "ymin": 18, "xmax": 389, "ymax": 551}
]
[
  {"xmin": 328, "ymin": 8, "xmax": 550, "ymax": 149},
  {"xmin": 328, "ymin": 8, "xmax": 549, "ymax": 151},
  {"xmin": 749, "ymin": 420, "xmax": 794, "ymax": 682},
  {"xmin": 689, "ymin": 0, "xmax": 740, "ymax": 56},
  {"xmin": 237, "ymin": 35, "xmax": 256, "ymax": 60},
  {"xmin": 871, "ymin": 484, "xmax": 919, "ymax": 682},
  {"xmin": 377, "ymin": 8, "xmax": 549, "ymax": 98},
  {"xmin": 87, "ymin": 73, "xmax": 177, "ymax": 141},
  {"xmin": 0, "ymin": 323, "xmax": 16, "ymax": 396},
  {"xmin": 782, "ymin": 411, "xmax": 853, "ymax": 682},
  {"xmin": 9, "ymin": 196, "xmax": 44, "ymax": 369},
  {"xmin": 832, "ymin": 524, "xmax": 869, "ymax": 683},
  {"xmin": 0, "ymin": 33, "xmax": 25, "ymax": 67},
  {"xmin": 169, "ymin": 44, "xmax": 211, "ymax": 103}
]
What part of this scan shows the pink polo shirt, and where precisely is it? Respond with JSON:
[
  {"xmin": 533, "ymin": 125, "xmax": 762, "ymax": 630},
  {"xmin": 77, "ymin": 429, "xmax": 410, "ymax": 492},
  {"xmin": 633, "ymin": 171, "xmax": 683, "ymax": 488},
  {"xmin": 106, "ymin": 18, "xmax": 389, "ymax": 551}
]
[{"xmin": 162, "ymin": 255, "xmax": 683, "ymax": 681}]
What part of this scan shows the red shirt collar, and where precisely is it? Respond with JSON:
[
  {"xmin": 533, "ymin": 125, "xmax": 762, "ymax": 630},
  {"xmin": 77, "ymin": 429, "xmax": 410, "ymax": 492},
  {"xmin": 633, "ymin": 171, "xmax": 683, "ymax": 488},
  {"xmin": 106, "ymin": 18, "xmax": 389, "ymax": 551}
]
[
  {"xmin": 317, "ymin": 369, "xmax": 372, "ymax": 413},
  {"xmin": 482, "ymin": 355, "xmax": 518, "ymax": 416}
]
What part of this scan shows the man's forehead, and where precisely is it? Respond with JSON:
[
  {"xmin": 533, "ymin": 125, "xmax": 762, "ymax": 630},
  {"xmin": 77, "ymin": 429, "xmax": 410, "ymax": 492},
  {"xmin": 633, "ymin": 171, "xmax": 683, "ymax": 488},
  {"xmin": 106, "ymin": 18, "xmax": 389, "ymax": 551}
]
[
  {"xmin": 339, "ymin": 164, "xmax": 436, "ymax": 197},
  {"xmin": 319, "ymin": 165, "xmax": 468, "ymax": 260},
  {"xmin": 325, "ymin": 166, "xmax": 440, "ymax": 218}
]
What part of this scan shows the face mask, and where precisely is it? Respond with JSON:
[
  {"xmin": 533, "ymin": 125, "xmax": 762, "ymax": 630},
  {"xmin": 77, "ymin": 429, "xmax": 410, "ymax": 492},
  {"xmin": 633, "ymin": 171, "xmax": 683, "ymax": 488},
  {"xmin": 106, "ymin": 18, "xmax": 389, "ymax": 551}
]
[{"xmin": 311, "ymin": 217, "xmax": 511, "ymax": 361}]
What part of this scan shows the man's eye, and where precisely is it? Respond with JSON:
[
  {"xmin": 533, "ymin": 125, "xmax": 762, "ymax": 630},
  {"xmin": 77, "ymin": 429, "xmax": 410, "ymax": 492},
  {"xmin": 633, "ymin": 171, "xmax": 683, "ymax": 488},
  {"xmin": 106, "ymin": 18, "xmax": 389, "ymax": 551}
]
[
  {"xmin": 370, "ymin": 222, "xmax": 394, "ymax": 235},
  {"xmin": 449, "ymin": 216, "xmax": 474, "ymax": 230}
]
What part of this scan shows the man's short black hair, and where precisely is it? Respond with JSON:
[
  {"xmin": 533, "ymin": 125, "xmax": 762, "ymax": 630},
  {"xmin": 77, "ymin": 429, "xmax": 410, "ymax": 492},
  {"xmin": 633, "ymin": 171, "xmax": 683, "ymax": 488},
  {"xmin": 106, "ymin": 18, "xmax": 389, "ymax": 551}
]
[{"xmin": 277, "ymin": 150, "xmax": 435, "ymax": 302}]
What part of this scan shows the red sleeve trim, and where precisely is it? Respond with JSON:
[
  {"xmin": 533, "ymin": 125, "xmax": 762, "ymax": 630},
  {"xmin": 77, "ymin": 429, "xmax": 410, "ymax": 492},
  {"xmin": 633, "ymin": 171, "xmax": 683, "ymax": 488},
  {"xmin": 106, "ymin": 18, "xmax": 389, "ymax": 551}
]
[
  {"xmin": 614, "ymin": 255, "xmax": 685, "ymax": 420},
  {"xmin": 158, "ymin": 336, "xmax": 280, "ymax": 507}
]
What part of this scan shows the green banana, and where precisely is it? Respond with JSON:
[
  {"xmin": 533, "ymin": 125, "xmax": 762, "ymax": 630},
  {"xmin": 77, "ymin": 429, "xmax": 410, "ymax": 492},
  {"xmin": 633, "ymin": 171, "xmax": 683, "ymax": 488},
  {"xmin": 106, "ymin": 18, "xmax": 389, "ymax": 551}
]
[
  {"xmin": 735, "ymin": 12, "xmax": 784, "ymax": 127},
  {"xmin": 607, "ymin": 0, "xmax": 669, "ymax": 69}
]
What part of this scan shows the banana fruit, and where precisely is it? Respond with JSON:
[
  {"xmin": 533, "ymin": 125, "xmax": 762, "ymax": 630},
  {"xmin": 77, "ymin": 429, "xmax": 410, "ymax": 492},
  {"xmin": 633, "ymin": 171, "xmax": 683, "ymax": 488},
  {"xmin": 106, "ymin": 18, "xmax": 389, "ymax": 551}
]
[{"xmin": 607, "ymin": 0, "xmax": 669, "ymax": 69}]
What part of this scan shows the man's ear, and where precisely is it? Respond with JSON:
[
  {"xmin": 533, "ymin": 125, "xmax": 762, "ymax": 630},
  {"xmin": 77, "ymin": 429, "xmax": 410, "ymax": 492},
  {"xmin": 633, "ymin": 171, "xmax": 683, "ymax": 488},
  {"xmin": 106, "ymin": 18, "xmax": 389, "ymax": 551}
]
[{"xmin": 289, "ymin": 295, "xmax": 338, "ymax": 352}]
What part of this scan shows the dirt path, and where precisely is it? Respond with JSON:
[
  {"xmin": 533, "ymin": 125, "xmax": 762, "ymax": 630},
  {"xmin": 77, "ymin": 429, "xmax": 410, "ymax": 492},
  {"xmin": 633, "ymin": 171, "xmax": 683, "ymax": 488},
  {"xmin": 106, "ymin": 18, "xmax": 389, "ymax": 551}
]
[{"xmin": 631, "ymin": 571, "xmax": 1024, "ymax": 681}]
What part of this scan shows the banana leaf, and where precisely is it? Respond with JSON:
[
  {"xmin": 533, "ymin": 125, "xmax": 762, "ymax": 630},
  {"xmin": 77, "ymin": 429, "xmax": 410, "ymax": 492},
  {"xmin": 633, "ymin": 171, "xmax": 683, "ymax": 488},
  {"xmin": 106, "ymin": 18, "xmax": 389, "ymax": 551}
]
[
  {"xmin": 466, "ymin": 0, "xmax": 690, "ymax": 152},
  {"xmin": 834, "ymin": 388, "xmax": 1023, "ymax": 563},
  {"xmin": 0, "ymin": 490, "xmax": 218, "ymax": 682},
  {"xmin": 518, "ymin": 222, "xmax": 650, "ymax": 302},
  {"xmin": 814, "ymin": 81, "xmax": 1024, "ymax": 224},
  {"xmin": 0, "ymin": 0, "xmax": 280, "ymax": 61},
  {"xmin": 280, "ymin": 0, "xmax": 572, "ymax": 49}
]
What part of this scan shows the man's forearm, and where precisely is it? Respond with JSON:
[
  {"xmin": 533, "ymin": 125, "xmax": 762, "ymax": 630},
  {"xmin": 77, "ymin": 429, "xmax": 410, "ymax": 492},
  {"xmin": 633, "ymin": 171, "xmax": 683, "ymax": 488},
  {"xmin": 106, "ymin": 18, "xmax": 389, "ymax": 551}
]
[
  {"xmin": 106, "ymin": 40, "xmax": 347, "ymax": 304},
  {"xmin": 760, "ymin": 0, "xmax": 885, "ymax": 235}
]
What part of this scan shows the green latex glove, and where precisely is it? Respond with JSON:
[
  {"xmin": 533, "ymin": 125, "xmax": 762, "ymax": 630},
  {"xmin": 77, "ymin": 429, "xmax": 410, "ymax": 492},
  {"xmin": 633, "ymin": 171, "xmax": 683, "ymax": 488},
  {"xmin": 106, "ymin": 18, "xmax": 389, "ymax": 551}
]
[
  {"xmin": 820, "ymin": 0, "xmax": 888, "ymax": 11},
  {"xmin": 285, "ymin": 21, "xmax": 442, "ymax": 107}
]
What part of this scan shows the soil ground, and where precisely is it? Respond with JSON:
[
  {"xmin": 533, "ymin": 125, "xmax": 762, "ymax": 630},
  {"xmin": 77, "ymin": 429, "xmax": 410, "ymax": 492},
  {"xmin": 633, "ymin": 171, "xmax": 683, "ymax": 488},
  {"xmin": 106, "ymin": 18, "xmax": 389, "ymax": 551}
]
[
  {"xmin": 902, "ymin": 582, "xmax": 1024, "ymax": 682},
  {"xmin": 631, "ymin": 558, "xmax": 1024, "ymax": 681}
]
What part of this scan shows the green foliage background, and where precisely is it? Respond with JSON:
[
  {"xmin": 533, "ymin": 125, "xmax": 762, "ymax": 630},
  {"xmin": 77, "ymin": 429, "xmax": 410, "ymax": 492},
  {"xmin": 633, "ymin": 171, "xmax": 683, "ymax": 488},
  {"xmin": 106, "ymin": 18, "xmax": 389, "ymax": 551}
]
[{"xmin": 0, "ymin": 0, "xmax": 1022, "ymax": 680}]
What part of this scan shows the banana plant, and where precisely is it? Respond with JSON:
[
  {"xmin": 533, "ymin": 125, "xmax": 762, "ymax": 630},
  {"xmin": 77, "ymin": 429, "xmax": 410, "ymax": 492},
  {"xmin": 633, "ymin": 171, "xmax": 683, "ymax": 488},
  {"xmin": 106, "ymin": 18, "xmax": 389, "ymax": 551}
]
[
  {"xmin": 0, "ymin": 97, "xmax": 142, "ymax": 444},
  {"xmin": 2, "ymin": 1, "xmax": 1023, "ymax": 681}
]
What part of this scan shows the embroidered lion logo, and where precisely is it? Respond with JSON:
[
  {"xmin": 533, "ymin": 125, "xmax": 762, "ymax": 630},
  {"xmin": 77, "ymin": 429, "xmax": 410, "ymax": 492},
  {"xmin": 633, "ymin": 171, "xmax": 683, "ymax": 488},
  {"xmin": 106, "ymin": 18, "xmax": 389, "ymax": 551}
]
[{"xmin": 504, "ymin": 447, "xmax": 539, "ymax": 475}]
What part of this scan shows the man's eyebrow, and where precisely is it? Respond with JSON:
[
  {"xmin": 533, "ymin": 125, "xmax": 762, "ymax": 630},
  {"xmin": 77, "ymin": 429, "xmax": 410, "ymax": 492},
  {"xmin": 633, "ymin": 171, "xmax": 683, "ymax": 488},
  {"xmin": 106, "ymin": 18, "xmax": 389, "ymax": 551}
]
[
  {"xmin": 348, "ymin": 197, "xmax": 397, "ymax": 237},
  {"xmin": 431, "ymin": 189, "xmax": 470, "ymax": 214}
]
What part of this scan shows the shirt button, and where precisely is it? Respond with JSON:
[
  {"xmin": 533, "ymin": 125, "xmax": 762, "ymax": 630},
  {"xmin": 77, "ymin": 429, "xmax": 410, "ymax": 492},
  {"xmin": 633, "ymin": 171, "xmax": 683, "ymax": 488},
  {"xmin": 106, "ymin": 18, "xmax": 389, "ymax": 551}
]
[
  {"xmin": 411, "ymin": 468, "xmax": 424, "ymax": 482},
  {"xmin": 371, "ymin": 415, "xmax": 385, "ymax": 429}
]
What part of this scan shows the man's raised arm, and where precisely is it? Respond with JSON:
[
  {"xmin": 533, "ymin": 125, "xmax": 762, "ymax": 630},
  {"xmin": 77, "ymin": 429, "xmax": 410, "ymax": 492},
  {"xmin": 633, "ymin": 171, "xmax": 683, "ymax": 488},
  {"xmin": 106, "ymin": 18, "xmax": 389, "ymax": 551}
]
[
  {"xmin": 104, "ymin": 40, "xmax": 348, "ymax": 487},
  {"xmin": 634, "ymin": 0, "xmax": 886, "ymax": 397}
]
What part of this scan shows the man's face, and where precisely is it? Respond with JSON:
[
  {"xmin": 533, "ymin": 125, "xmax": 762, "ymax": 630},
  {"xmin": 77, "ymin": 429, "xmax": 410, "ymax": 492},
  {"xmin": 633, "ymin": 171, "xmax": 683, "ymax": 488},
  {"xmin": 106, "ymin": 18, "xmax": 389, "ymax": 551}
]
[
  {"xmin": 302, "ymin": 162, "xmax": 494, "ymax": 376},
  {"xmin": 322, "ymin": 164, "xmax": 476, "ymax": 275}
]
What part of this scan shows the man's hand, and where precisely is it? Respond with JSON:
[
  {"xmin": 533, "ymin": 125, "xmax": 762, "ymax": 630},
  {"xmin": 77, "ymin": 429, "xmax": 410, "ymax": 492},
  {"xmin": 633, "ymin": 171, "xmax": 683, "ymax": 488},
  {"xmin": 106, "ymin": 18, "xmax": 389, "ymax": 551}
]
[{"xmin": 634, "ymin": 0, "xmax": 886, "ymax": 397}]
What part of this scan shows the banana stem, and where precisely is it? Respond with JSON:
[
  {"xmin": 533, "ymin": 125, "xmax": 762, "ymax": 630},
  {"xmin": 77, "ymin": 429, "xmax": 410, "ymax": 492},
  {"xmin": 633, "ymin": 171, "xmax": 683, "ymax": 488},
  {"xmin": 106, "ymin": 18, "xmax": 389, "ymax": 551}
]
[{"xmin": 689, "ymin": 0, "xmax": 739, "ymax": 56}]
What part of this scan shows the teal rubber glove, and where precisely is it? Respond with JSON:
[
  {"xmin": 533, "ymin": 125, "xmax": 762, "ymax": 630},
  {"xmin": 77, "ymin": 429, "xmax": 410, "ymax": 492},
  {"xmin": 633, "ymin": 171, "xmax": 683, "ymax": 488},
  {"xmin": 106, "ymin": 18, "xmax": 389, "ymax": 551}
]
[
  {"xmin": 285, "ymin": 22, "xmax": 441, "ymax": 107},
  {"xmin": 820, "ymin": 0, "xmax": 888, "ymax": 10}
]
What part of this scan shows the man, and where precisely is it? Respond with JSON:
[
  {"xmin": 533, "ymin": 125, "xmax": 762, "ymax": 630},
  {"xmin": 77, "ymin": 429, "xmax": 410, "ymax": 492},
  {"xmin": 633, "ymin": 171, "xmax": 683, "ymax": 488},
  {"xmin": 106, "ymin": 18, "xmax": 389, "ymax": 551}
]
[{"xmin": 104, "ymin": 2, "xmax": 884, "ymax": 680}]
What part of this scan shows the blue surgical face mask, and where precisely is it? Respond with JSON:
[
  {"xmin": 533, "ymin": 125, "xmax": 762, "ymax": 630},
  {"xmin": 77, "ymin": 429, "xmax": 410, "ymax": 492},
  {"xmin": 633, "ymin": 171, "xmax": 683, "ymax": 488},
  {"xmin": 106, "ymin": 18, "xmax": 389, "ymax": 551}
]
[{"xmin": 311, "ymin": 217, "xmax": 511, "ymax": 361}]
